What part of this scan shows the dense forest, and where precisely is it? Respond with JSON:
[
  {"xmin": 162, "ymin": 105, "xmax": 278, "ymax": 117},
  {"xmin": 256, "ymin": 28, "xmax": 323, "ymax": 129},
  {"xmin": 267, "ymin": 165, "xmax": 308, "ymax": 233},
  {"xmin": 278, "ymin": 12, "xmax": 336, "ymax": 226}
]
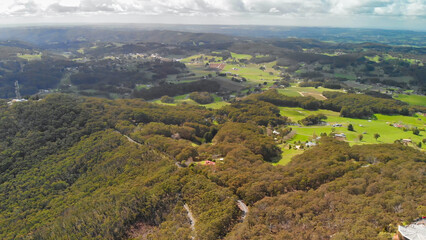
[
  {"xmin": 0, "ymin": 94, "xmax": 424, "ymax": 240},
  {"xmin": 0, "ymin": 26, "xmax": 425, "ymax": 240}
]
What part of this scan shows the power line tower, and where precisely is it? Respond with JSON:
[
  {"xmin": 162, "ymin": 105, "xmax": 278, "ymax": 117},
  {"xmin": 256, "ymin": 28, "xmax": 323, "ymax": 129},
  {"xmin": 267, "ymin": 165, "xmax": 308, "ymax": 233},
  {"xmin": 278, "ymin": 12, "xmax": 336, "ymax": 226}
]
[{"xmin": 15, "ymin": 81, "xmax": 21, "ymax": 99}]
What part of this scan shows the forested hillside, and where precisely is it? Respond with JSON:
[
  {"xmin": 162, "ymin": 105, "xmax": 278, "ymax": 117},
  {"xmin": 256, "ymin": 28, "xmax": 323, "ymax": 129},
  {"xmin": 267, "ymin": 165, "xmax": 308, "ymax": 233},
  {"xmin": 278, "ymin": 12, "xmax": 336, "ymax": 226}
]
[{"xmin": 0, "ymin": 94, "xmax": 424, "ymax": 239}]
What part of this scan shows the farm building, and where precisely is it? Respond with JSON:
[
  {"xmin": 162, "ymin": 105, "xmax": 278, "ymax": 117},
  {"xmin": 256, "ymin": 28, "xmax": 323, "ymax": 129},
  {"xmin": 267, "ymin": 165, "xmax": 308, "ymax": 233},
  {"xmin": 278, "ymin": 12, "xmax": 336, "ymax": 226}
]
[{"xmin": 204, "ymin": 161, "xmax": 216, "ymax": 166}]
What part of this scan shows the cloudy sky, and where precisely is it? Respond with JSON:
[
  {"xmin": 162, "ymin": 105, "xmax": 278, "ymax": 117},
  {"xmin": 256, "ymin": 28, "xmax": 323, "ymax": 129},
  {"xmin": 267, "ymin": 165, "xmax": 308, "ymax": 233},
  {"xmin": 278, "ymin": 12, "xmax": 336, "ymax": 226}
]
[{"xmin": 0, "ymin": 0, "xmax": 425, "ymax": 30}]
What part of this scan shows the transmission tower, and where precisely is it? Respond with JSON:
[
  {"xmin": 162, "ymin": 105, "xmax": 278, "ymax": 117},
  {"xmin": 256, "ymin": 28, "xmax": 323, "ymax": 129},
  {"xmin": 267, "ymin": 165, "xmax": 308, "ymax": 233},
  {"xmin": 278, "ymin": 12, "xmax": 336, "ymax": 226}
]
[{"xmin": 15, "ymin": 81, "xmax": 21, "ymax": 99}]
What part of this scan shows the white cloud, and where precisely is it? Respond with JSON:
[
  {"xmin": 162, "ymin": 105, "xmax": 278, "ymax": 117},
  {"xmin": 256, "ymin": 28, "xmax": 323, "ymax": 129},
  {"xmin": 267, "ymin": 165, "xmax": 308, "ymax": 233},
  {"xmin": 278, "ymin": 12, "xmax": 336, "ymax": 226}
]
[
  {"xmin": 0, "ymin": 0, "xmax": 424, "ymax": 30},
  {"xmin": 0, "ymin": 0, "xmax": 424, "ymax": 17},
  {"xmin": 269, "ymin": 7, "xmax": 280, "ymax": 13}
]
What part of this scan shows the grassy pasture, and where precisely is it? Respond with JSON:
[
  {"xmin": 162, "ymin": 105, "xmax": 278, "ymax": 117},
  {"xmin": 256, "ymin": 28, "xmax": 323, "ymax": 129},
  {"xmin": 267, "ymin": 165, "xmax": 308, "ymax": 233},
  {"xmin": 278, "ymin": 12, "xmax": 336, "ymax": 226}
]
[
  {"xmin": 17, "ymin": 53, "xmax": 42, "ymax": 61},
  {"xmin": 277, "ymin": 86, "xmax": 344, "ymax": 100},
  {"xmin": 279, "ymin": 107, "xmax": 425, "ymax": 148},
  {"xmin": 274, "ymin": 106, "xmax": 425, "ymax": 165},
  {"xmin": 180, "ymin": 54, "xmax": 223, "ymax": 63},
  {"xmin": 222, "ymin": 62, "xmax": 280, "ymax": 83},
  {"xmin": 230, "ymin": 52, "xmax": 252, "ymax": 60},
  {"xmin": 394, "ymin": 94, "xmax": 426, "ymax": 107},
  {"xmin": 153, "ymin": 93, "xmax": 229, "ymax": 109},
  {"xmin": 273, "ymin": 147, "xmax": 303, "ymax": 166}
]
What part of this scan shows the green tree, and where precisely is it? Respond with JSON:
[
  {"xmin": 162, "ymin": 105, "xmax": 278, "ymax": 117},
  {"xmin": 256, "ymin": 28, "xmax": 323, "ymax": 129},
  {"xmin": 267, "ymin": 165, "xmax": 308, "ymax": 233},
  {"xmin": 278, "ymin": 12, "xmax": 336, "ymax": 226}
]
[
  {"xmin": 374, "ymin": 133, "xmax": 380, "ymax": 141},
  {"xmin": 413, "ymin": 128, "xmax": 420, "ymax": 135},
  {"xmin": 358, "ymin": 134, "xmax": 363, "ymax": 141},
  {"xmin": 160, "ymin": 95, "xmax": 175, "ymax": 103},
  {"xmin": 347, "ymin": 124, "xmax": 354, "ymax": 131}
]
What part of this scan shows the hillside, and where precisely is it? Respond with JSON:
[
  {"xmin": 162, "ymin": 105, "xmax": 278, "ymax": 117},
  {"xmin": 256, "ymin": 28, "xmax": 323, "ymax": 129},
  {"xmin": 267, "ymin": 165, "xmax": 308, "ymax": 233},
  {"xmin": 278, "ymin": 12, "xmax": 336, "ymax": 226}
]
[
  {"xmin": 0, "ymin": 26, "xmax": 425, "ymax": 240},
  {"xmin": 0, "ymin": 94, "xmax": 424, "ymax": 239}
]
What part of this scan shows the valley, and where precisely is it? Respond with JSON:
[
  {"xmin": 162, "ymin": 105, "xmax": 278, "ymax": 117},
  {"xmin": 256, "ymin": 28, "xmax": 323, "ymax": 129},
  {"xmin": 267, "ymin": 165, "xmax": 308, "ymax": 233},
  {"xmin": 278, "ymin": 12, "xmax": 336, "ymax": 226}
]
[{"xmin": 0, "ymin": 26, "xmax": 424, "ymax": 240}]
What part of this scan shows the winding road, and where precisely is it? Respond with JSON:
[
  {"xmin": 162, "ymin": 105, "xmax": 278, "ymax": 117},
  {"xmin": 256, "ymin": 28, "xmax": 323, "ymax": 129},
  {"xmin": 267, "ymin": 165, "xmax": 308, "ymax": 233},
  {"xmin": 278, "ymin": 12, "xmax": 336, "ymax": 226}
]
[
  {"xmin": 118, "ymin": 131, "xmax": 195, "ymax": 237},
  {"xmin": 118, "ymin": 131, "xmax": 248, "ymax": 237},
  {"xmin": 184, "ymin": 204, "xmax": 196, "ymax": 239},
  {"xmin": 237, "ymin": 200, "xmax": 249, "ymax": 221}
]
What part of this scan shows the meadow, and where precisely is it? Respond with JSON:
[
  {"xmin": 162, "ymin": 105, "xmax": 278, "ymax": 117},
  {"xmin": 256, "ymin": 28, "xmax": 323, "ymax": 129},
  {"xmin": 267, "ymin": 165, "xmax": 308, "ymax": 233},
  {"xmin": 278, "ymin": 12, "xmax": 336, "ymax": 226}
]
[
  {"xmin": 164, "ymin": 52, "xmax": 425, "ymax": 166},
  {"xmin": 17, "ymin": 53, "xmax": 42, "ymax": 61},
  {"xmin": 275, "ymin": 106, "xmax": 425, "ymax": 165},
  {"xmin": 153, "ymin": 93, "xmax": 229, "ymax": 109},
  {"xmin": 394, "ymin": 94, "xmax": 426, "ymax": 107}
]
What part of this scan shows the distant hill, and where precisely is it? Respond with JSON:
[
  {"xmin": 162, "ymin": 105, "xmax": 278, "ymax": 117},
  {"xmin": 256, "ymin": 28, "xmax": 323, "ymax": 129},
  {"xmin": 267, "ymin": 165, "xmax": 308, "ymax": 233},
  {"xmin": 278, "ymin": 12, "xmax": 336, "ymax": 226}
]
[{"xmin": 0, "ymin": 27, "xmax": 240, "ymax": 47}]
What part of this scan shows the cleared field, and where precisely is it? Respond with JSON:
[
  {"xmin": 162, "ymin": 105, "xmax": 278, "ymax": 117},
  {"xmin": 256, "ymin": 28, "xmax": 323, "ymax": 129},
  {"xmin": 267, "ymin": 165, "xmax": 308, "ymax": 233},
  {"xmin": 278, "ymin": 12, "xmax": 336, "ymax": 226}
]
[
  {"xmin": 273, "ymin": 148, "xmax": 303, "ymax": 166},
  {"xmin": 278, "ymin": 86, "xmax": 344, "ymax": 100},
  {"xmin": 222, "ymin": 62, "xmax": 280, "ymax": 83},
  {"xmin": 365, "ymin": 55, "xmax": 381, "ymax": 63},
  {"xmin": 153, "ymin": 94, "xmax": 229, "ymax": 109},
  {"xmin": 279, "ymin": 107, "xmax": 425, "ymax": 150},
  {"xmin": 394, "ymin": 94, "xmax": 426, "ymax": 107},
  {"xmin": 230, "ymin": 52, "xmax": 252, "ymax": 60},
  {"xmin": 17, "ymin": 53, "xmax": 42, "ymax": 61},
  {"xmin": 366, "ymin": 54, "xmax": 423, "ymax": 66},
  {"xmin": 277, "ymin": 89, "xmax": 302, "ymax": 97},
  {"xmin": 180, "ymin": 54, "xmax": 223, "ymax": 63},
  {"xmin": 182, "ymin": 54, "xmax": 282, "ymax": 85},
  {"xmin": 334, "ymin": 73, "xmax": 357, "ymax": 80}
]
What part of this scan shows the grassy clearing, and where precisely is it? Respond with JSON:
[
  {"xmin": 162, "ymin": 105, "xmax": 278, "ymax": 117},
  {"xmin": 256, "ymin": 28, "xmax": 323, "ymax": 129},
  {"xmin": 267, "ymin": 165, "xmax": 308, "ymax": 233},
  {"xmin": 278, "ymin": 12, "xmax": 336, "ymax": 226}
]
[
  {"xmin": 182, "ymin": 54, "xmax": 282, "ymax": 85},
  {"xmin": 365, "ymin": 55, "xmax": 381, "ymax": 63},
  {"xmin": 394, "ymin": 94, "xmax": 426, "ymax": 107},
  {"xmin": 365, "ymin": 54, "xmax": 423, "ymax": 66},
  {"xmin": 222, "ymin": 62, "xmax": 280, "ymax": 83},
  {"xmin": 230, "ymin": 52, "xmax": 252, "ymax": 60},
  {"xmin": 321, "ymin": 52, "xmax": 341, "ymax": 57},
  {"xmin": 334, "ymin": 73, "xmax": 357, "ymax": 80},
  {"xmin": 153, "ymin": 94, "xmax": 229, "ymax": 109},
  {"xmin": 273, "ymin": 148, "xmax": 303, "ymax": 166},
  {"xmin": 180, "ymin": 54, "xmax": 222, "ymax": 63},
  {"xmin": 278, "ymin": 86, "xmax": 344, "ymax": 100},
  {"xmin": 279, "ymin": 107, "xmax": 425, "ymax": 150},
  {"xmin": 255, "ymin": 54, "xmax": 270, "ymax": 58},
  {"xmin": 17, "ymin": 53, "xmax": 42, "ymax": 61},
  {"xmin": 277, "ymin": 89, "xmax": 302, "ymax": 97},
  {"xmin": 77, "ymin": 48, "xmax": 85, "ymax": 54}
]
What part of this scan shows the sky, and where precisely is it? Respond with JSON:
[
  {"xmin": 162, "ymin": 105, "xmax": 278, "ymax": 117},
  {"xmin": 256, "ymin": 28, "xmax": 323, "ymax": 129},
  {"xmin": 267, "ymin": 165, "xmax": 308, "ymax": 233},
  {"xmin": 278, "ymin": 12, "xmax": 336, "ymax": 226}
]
[{"xmin": 0, "ymin": 0, "xmax": 425, "ymax": 31}]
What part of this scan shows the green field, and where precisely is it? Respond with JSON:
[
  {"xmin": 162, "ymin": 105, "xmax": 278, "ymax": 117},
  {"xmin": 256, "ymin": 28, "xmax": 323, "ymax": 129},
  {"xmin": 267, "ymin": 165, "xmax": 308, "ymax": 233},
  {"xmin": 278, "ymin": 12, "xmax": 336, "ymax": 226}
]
[
  {"xmin": 153, "ymin": 94, "xmax": 229, "ymax": 109},
  {"xmin": 277, "ymin": 85, "xmax": 344, "ymax": 99},
  {"xmin": 365, "ymin": 55, "xmax": 381, "ymax": 63},
  {"xmin": 334, "ymin": 72, "xmax": 357, "ymax": 80},
  {"xmin": 365, "ymin": 54, "xmax": 423, "ymax": 66},
  {"xmin": 277, "ymin": 89, "xmax": 302, "ymax": 97},
  {"xmin": 394, "ymin": 94, "xmax": 426, "ymax": 107},
  {"xmin": 222, "ymin": 62, "xmax": 280, "ymax": 83},
  {"xmin": 273, "ymin": 148, "xmax": 303, "ymax": 166},
  {"xmin": 230, "ymin": 52, "xmax": 252, "ymax": 60},
  {"xmin": 183, "ymin": 54, "xmax": 281, "ymax": 85},
  {"xmin": 17, "ymin": 53, "xmax": 42, "ymax": 61},
  {"xmin": 279, "ymin": 107, "xmax": 425, "ymax": 150},
  {"xmin": 180, "ymin": 54, "xmax": 223, "ymax": 63}
]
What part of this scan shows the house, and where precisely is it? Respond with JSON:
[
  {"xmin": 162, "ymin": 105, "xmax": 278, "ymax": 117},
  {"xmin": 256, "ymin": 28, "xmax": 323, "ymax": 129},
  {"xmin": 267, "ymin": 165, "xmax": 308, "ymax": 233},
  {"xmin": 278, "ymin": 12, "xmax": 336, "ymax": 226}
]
[
  {"xmin": 7, "ymin": 99, "xmax": 27, "ymax": 106},
  {"xmin": 204, "ymin": 161, "xmax": 216, "ymax": 166},
  {"xmin": 334, "ymin": 133, "xmax": 346, "ymax": 141},
  {"xmin": 401, "ymin": 139, "xmax": 412, "ymax": 145},
  {"xmin": 171, "ymin": 133, "xmax": 181, "ymax": 140},
  {"xmin": 334, "ymin": 133, "xmax": 346, "ymax": 138},
  {"xmin": 305, "ymin": 142, "xmax": 317, "ymax": 147}
]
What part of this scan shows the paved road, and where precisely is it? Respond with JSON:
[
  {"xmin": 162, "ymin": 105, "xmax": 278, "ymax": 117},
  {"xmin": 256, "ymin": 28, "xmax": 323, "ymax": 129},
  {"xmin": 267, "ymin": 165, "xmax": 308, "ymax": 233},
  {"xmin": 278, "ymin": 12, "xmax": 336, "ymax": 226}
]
[
  {"xmin": 118, "ymin": 131, "xmax": 182, "ymax": 169},
  {"xmin": 237, "ymin": 200, "xmax": 249, "ymax": 220},
  {"xmin": 119, "ymin": 131, "xmax": 250, "ymax": 237},
  {"xmin": 184, "ymin": 204, "xmax": 196, "ymax": 239}
]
